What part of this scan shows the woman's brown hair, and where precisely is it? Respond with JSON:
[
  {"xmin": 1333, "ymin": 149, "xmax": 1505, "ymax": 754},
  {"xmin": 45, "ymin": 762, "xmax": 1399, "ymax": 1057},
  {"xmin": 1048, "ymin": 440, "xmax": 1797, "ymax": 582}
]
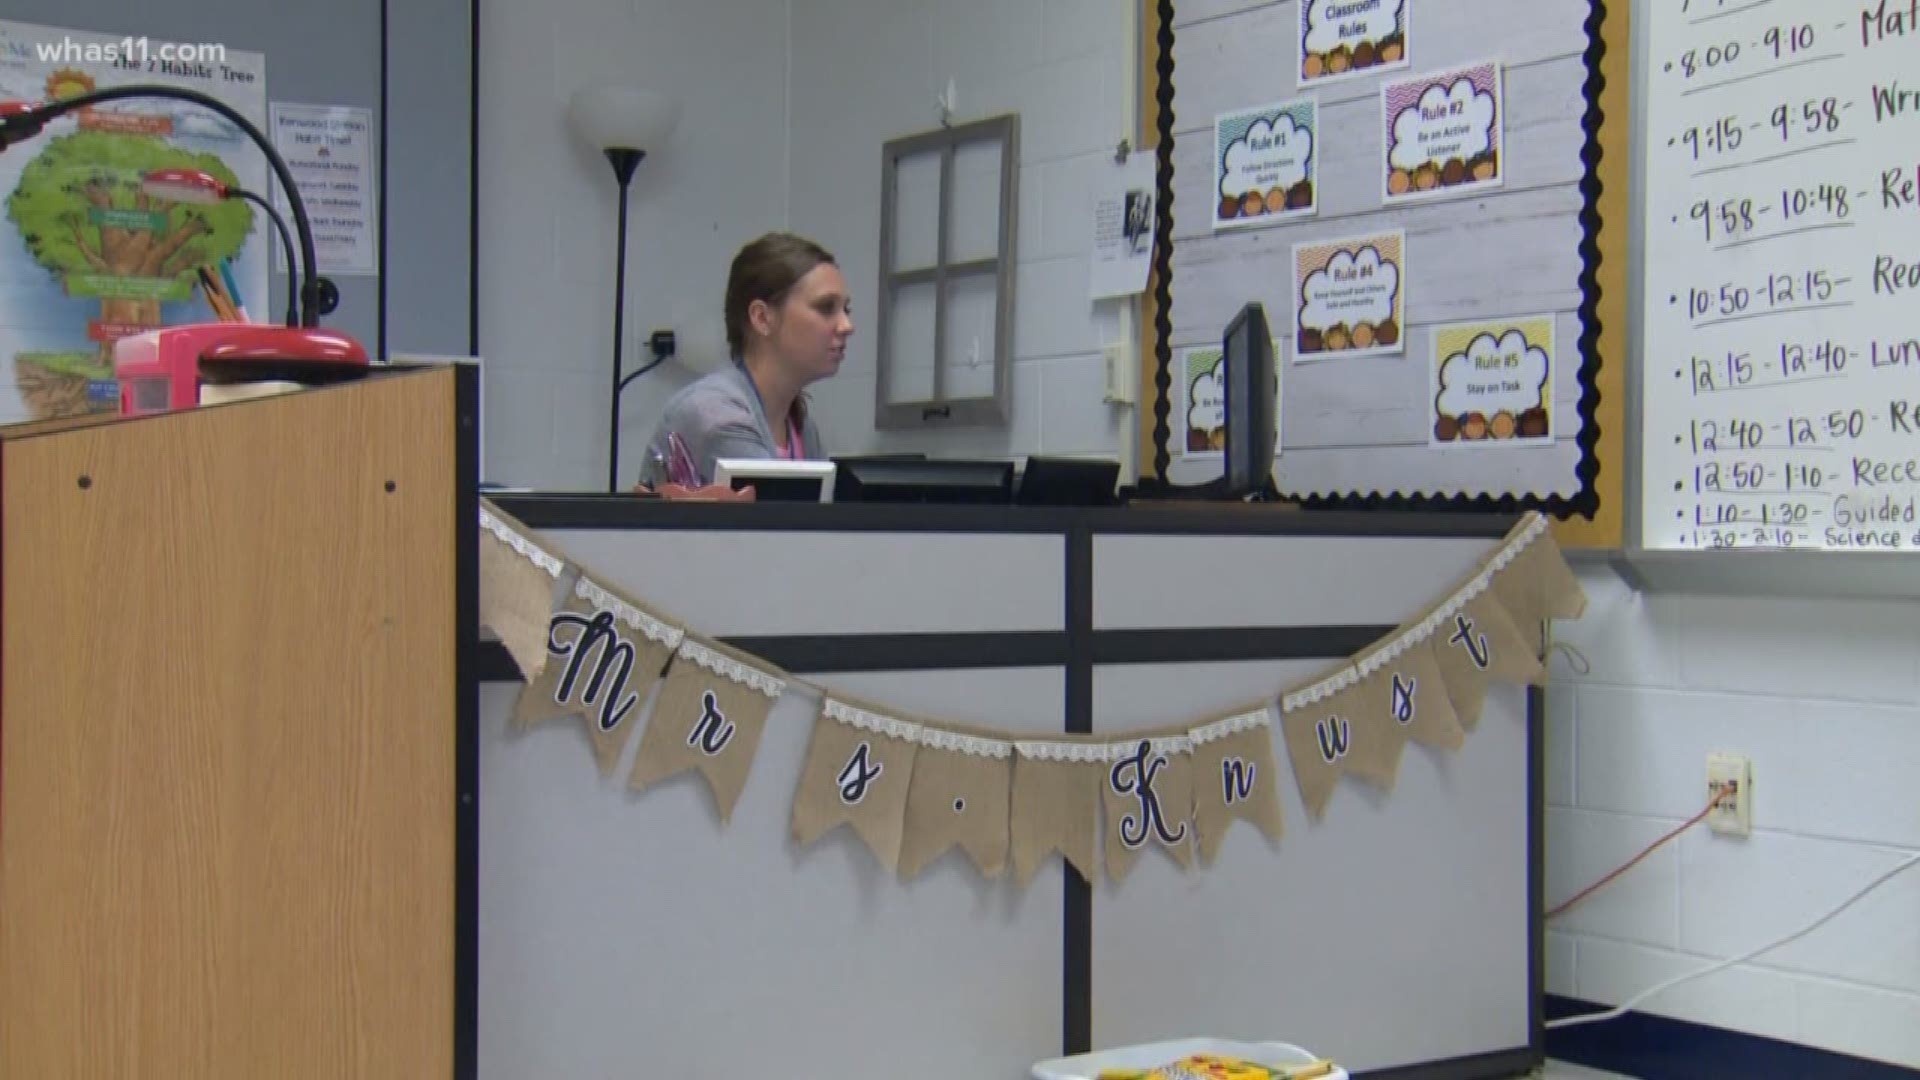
[{"xmin": 724, "ymin": 232, "xmax": 838, "ymax": 359}]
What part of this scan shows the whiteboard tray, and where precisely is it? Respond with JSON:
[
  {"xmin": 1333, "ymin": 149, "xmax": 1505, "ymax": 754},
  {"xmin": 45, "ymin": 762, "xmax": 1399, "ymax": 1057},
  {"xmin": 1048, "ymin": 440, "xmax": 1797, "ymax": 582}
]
[{"xmin": 1032, "ymin": 1038, "xmax": 1348, "ymax": 1080}]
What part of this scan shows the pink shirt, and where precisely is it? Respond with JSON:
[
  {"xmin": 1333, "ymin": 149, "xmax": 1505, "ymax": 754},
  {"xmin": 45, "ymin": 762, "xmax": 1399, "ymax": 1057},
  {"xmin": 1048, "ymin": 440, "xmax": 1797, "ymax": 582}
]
[{"xmin": 773, "ymin": 418, "xmax": 805, "ymax": 460}]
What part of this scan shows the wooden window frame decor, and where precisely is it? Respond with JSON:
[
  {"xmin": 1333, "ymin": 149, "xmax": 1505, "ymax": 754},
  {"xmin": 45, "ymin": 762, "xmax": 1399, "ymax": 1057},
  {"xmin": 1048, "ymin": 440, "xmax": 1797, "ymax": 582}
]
[{"xmin": 874, "ymin": 114, "xmax": 1020, "ymax": 430}]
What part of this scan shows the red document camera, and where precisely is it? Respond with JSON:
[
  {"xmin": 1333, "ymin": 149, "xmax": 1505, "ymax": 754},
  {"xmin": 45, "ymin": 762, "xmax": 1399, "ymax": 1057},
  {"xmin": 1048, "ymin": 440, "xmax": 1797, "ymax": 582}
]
[{"xmin": 113, "ymin": 324, "xmax": 369, "ymax": 415}]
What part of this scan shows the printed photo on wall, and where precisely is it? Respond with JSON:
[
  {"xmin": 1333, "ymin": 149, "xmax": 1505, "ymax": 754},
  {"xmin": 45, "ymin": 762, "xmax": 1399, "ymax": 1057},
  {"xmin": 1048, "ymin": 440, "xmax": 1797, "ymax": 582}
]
[
  {"xmin": 1382, "ymin": 61, "xmax": 1503, "ymax": 203},
  {"xmin": 1299, "ymin": 0, "xmax": 1409, "ymax": 86},
  {"xmin": 1176, "ymin": 344, "xmax": 1282, "ymax": 457},
  {"xmin": 1213, "ymin": 98, "xmax": 1317, "ymax": 230},
  {"xmin": 1291, "ymin": 231, "xmax": 1405, "ymax": 362},
  {"xmin": 1089, "ymin": 153, "xmax": 1158, "ymax": 300},
  {"xmin": 1429, "ymin": 317, "xmax": 1554, "ymax": 448}
]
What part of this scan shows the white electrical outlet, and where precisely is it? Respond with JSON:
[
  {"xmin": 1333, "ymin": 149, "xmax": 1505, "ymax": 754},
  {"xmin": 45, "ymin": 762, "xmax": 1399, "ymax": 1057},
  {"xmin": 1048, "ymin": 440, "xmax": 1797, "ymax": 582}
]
[
  {"xmin": 1706, "ymin": 752, "xmax": 1752, "ymax": 837},
  {"xmin": 1103, "ymin": 342, "xmax": 1136, "ymax": 404}
]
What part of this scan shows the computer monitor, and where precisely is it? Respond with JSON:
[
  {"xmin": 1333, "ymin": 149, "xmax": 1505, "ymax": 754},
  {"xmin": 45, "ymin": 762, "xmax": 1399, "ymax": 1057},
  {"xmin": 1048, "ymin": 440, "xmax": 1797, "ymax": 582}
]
[
  {"xmin": 832, "ymin": 456, "xmax": 1014, "ymax": 504},
  {"xmin": 1016, "ymin": 456, "xmax": 1120, "ymax": 506},
  {"xmin": 712, "ymin": 458, "xmax": 836, "ymax": 502},
  {"xmin": 1222, "ymin": 301, "xmax": 1276, "ymax": 499}
]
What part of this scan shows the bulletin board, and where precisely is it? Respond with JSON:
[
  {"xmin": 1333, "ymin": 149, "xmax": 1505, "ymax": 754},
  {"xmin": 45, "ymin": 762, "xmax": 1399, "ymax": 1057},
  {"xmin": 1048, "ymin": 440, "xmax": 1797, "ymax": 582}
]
[{"xmin": 1136, "ymin": 0, "xmax": 1631, "ymax": 549}]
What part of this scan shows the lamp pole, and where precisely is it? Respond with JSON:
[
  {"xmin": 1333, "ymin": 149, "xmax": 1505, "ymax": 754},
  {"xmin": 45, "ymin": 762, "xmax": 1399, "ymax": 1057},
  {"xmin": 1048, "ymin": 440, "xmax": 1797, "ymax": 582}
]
[
  {"xmin": 570, "ymin": 85, "xmax": 679, "ymax": 491},
  {"xmin": 605, "ymin": 147, "xmax": 642, "ymax": 493}
]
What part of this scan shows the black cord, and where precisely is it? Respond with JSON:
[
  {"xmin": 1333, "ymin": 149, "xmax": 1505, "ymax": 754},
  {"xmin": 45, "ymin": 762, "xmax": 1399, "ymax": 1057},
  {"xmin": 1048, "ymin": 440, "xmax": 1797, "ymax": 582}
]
[
  {"xmin": 232, "ymin": 189, "xmax": 299, "ymax": 327},
  {"xmin": 617, "ymin": 354, "xmax": 668, "ymax": 391}
]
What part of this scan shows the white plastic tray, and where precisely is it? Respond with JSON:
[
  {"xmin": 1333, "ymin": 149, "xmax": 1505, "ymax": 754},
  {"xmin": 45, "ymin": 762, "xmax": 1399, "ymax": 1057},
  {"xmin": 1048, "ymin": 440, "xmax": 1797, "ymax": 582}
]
[{"xmin": 1031, "ymin": 1038, "xmax": 1349, "ymax": 1080}]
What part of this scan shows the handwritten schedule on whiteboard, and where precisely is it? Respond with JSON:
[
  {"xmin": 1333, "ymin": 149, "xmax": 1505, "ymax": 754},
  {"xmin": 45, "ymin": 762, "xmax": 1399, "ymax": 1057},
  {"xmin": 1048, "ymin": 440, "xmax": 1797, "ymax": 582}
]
[{"xmin": 1641, "ymin": 0, "xmax": 1920, "ymax": 552}]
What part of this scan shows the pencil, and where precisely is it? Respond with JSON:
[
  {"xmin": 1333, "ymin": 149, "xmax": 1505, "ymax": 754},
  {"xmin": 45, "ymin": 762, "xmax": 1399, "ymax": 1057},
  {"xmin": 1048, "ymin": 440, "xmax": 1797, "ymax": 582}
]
[
  {"xmin": 210, "ymin": 268, "xmax": 240, "ymax": 321},
  {"xmin": 208, "ymin": 266, "xmax": 239, "ymax": 320},
  {"xmin": 196, "ymin": 269, "xmax": 225, "ymax": 320},
  {"xmin": 215, "ymin": 260, "xmax": 249, "ymax": 321},
  {"xmin": 198, "ymin": 267, "xmax": 239, "ymax": 322}
]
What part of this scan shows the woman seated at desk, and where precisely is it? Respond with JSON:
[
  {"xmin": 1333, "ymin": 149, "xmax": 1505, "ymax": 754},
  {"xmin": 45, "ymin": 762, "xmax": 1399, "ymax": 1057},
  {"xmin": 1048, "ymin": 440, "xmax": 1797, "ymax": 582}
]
[{"xmin": 637, "ymin": 232, "xmax": 852, "ymax": 488}]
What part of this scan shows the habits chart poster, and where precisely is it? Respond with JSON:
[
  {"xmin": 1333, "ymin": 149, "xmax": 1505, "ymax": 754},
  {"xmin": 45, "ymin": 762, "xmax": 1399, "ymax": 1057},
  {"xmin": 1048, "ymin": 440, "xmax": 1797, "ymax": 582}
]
[
  {"xmin": 1640, "ymin": 0, "xmax": 1920, "ymax": 551},
  {"xmin": 0, "ymin": 19, "xmax": 268, "ymax": 421}
]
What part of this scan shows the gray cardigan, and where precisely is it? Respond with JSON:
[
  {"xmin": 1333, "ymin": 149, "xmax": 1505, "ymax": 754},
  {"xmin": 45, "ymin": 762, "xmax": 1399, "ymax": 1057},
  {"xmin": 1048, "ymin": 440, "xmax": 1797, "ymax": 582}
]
[{"xmin": 635, "ymin": 361, "xmax": 825, "ymax": 488}]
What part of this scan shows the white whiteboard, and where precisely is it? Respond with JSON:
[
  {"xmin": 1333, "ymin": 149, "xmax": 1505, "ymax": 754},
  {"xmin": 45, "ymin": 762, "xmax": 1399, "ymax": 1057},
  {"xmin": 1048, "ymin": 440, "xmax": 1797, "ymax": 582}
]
[{"xmin": 1638, "ymin": 0, "xmax": 1919, "ymax": 553}]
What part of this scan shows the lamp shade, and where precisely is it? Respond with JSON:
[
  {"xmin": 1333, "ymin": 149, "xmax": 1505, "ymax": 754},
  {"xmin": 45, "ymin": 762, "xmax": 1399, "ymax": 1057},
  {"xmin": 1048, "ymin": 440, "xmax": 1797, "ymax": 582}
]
[{"xmin": 567, "ymin": 85, "xmax": 679, "ymax": 153}]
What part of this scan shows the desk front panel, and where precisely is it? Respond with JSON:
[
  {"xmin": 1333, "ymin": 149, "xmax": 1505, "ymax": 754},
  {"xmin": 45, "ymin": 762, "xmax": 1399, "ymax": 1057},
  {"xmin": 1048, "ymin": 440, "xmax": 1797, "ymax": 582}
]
[
  {"xmin": 1090, "ymin": 662, "xmax": 1532, "ymax": 1074},
  {"xmin": 476, "ymin": 505, "xmax": 1534, "ymax": 1078},
  {"xmin": 1092, "ymin": 533, "xmax": 1499, "ymax": 630},
  {"xmin": 479, "ymin": 666, "xmax": 1069, "ymax": 1080},
  {"xmin": 540, "ymin": 527, "xmax": 1065, "ymax": 637},
  {"xmin": 1086, "ymin": 525, "xmax": 1532, "ymax": 1074}
]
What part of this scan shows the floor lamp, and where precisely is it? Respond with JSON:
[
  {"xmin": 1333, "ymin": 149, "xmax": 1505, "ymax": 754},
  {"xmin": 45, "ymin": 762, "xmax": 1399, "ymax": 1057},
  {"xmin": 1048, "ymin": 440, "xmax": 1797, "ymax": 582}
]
[{"xmin": 567, "ymin": 85, "xmax": 680, "ymax": 492}]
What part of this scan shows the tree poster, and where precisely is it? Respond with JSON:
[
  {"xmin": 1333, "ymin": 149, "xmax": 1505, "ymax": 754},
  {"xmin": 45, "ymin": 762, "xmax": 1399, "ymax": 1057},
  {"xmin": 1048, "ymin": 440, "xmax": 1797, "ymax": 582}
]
[{"xmin": 0, "ymin": 19, "xmax": 267, "ymax": 420}]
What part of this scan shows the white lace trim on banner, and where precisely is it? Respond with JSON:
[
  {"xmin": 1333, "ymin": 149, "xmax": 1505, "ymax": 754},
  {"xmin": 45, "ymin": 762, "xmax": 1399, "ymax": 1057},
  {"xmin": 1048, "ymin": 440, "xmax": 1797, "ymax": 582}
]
[
  {"xmin": 1113, "ymin": 735, "xmax": 1193, "ymax": 758},
  {"xmin": 824, "ymin": 699, "xmax": 923, "ymax": 743},
  {"xmin": 677, "ymin": 639, "xmax": 785, "ymax": 698},
  {"xmin": 573, "ymin": 577, "xmax": 685, "ymax": 649},
  {"xmin": 1281, "ymin": 512, "xmax": 1549, "ymax": 712},
  {"xmin": 916, "ymin": 727, "xmax": 1014, "ymax": 759},
  {"xmin": 480, "ymin": 507, "xmax": 564, "ymax": 578},
  {"xmin": 1188, "ymin": 708, "xmax": 1273, "ymax": 746},
  {"xmin": 1014, "ymin": 740, "xmax": 1112, "ymax": 764}
]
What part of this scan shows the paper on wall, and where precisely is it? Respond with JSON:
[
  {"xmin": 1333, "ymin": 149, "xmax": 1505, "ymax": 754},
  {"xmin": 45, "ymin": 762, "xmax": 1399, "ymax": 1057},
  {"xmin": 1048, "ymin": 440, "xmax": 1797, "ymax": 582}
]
[{"xmin": 270, "ymin": 102, "xmax": 376, "ymax": 275}]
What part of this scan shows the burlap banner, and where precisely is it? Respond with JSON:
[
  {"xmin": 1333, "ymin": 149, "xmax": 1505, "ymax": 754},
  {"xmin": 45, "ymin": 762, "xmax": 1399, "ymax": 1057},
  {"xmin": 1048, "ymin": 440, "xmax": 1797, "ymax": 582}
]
[
  {"xmin": 628, "ymin": 634, "xmax": 786, "ymax": 824},
  {"xmin": 1430, "ymin": 589, "xmax": 1545, "ymax": 730},
  {"xmin": 1010, "ymin": 738, "xmax": 1106, "ymax": 887},
  {"xmin": 899, "ymin": 723, "xmax": 1015, "ymax": 881},
  {"xmin": 1489, "ymin": 520, "xmax": 1589, "ymax": 658},
  {"xmin": 515, "ymin": 571, "xmax": 684, "ymax": 775},
  {"xmin": 480, "ymin": 501, "xmax": 1588, "ymax": 889},
  {"xmin": 791, "ymin": 697, "xmax": 922, "ymax": 872},
  {"xmin": 1369, "ymin": 637, "xmax": 1465, "ymax": 753},
  {"xmin": 1280, "ymin": 672, "xmax": 1362, "ymax": 820},
  {"xmin": 1101, "ymin": 732, "xmax": 1196, "ymax": 881},
  {"xmin": 1188, "ymin": 705, "xmax": 1284, "ymax": 865},
  {"xmin": 1339, "ymin": 672, "xmax": 1409, "ymax": 790},
  {"xmin": 478, "ymin": 505, "xmax": 565, "ymax": 680},
  {"xmin": 1279, "ymin": 533, "xmax": 1565, "ymax": 811}
]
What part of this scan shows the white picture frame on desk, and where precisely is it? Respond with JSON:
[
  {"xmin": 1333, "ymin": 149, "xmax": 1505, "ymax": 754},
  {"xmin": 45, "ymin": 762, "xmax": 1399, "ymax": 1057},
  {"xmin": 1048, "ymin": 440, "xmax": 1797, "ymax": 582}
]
[{"xmin": 713, "ymin": 458, "xmax": 835, "ymax": 503}]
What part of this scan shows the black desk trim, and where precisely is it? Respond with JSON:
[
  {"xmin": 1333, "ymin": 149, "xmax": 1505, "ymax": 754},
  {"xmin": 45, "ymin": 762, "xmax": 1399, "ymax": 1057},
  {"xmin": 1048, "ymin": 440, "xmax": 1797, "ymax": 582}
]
[
  {"xmin": 1063, "ymin": 524, "xmax": 1095, "ymax": 1056},
  {"xmin": 724, "ymin": 632, "xmax": 1067, "ymax": 674},
  {"xmin": 479, "ymin": 494, "xmax": 1519, "ymax": 541},
  {"xmin": 480, "ymin": 626, "xmax": 1408, "ymax": 685},
  {"xmin": 452, "ymin": 367, "xmax": 480, "ymax": 1080},
  {"xmin": 1091, "ymin": 627, "xmax": 1394, "ymax": 665},
  {"xmin": 1529, "ymin": 686, "xmax": 1548, "ymax": 1069}
]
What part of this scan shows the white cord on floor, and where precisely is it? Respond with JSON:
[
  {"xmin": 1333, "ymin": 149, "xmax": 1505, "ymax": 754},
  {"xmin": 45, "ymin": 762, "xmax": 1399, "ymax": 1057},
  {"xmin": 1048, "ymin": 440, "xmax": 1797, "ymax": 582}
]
[{"xmin": 1547, "ymin": 850, "xmax": 1920, "ymax": 1030}]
